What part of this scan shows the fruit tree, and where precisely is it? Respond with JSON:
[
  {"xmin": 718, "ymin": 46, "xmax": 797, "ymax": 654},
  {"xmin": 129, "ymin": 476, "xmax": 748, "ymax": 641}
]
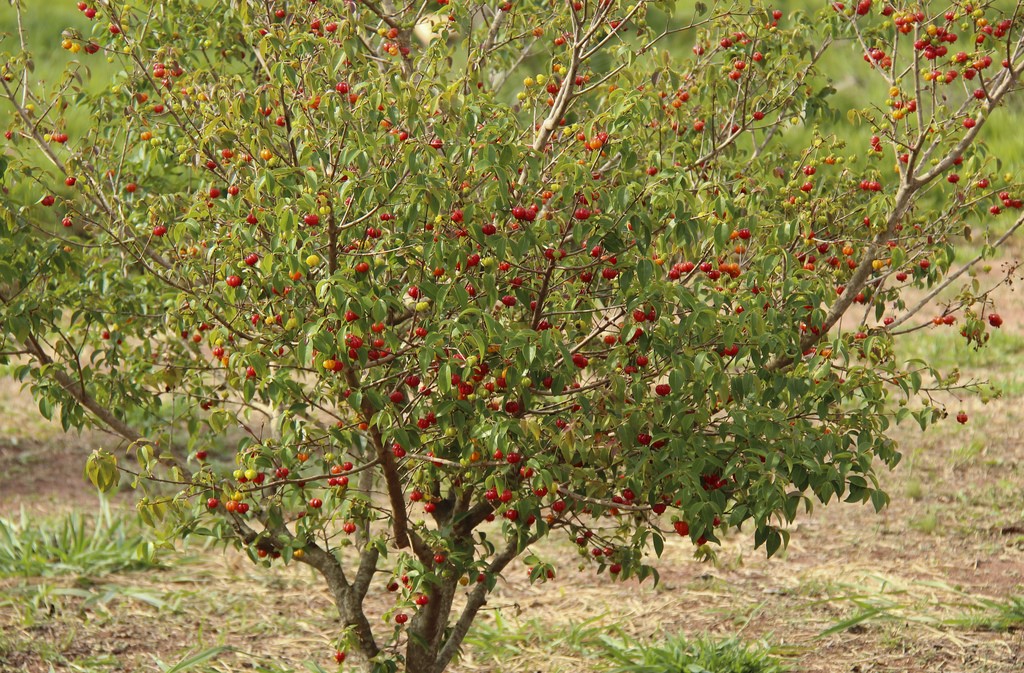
[{"xmin": 2, "ymin": 0, "xmax": 1024, "ymax": 671}]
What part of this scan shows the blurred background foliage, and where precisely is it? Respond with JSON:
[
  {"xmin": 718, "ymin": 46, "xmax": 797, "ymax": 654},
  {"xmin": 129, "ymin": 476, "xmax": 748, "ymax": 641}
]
[{"xmin": 4, "ymin": 0, "xmax": 1024, "ymax": 238}]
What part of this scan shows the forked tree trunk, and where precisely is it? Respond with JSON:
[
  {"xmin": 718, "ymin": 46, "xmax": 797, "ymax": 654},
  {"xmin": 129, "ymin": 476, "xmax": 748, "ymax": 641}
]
[{"xmin": 404, "ymin": 572, "xmax": 461, "ymax": 673}]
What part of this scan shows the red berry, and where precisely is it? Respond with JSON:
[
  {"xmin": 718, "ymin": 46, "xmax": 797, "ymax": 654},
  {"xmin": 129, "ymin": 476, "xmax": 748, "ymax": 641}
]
[
  {"xmin": 226, "ymin": 275, "xmax": 242, "ymax": 288},
  {"xmin": 988, "ymin": 313, "xmax": 1003, "ymax": 328}
]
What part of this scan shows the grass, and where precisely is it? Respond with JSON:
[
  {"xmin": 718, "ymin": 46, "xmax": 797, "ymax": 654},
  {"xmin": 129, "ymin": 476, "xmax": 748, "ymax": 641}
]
[
  {"xmin": 945, "ymin": 595, "xmax": 1024, "ymax": 632},
  {"xmin": 807, "ymin": 575, "xmax": 1024, "ymax": 648},
  {"xmin": 463, "ymin": 613, "xmax": 790, "ymax": 673},
  {"xmin": 151, "ymin": 645, "xmax": 238, "ymax": 673},
  {"xmin": 0, "ymin": 627, "xmax": 237, "ymax": 673},
  {"xmin": 598, "ymin": 634, "xmax": 789, "ymax": 673},
  {"xmin": 0, "ymin": 495, "xmax": 163, "ymax": 578},
  {"xmin": 899, "ymin": 325, "xmax": 1024, "ymax": 371},
  {"xmin": 896, "ymin": 326, "xmax": 1024, "ymax": 397}
]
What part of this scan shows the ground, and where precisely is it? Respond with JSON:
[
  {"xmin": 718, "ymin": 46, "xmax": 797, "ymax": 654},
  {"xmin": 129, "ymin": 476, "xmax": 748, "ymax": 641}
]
[{"xmin": 2, "ymin": 270, "xmax": 1023, "ymax": 673}]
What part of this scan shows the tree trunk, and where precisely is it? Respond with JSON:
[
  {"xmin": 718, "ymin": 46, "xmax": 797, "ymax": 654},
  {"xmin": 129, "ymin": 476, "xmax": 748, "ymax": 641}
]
[{"xmin": 405, "ymin": 571, "xmax": 460, "ymax": 673}]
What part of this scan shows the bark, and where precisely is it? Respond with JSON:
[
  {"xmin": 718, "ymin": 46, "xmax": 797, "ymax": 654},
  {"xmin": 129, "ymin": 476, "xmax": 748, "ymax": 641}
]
[
  {"xmin": 432, "ymin": 534, "xmax": 536, "ymax": 673},
  {"xmin": 300, "ymin": 541, "xmax": 381, "ymax": 664},
  {"xmin": 405, "ymin": 572, "xmax": 460, "ymax": 673}
]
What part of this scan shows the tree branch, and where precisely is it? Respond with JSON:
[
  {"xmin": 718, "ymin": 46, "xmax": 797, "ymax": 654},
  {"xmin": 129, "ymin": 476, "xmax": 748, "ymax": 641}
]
[
  {"xmin": 888, "ymin": 210, "xmax": 1024, "ymax": 330},
  {"xmin": 433, "ymin": 532, "xmax": 540, "ymax": 673}
]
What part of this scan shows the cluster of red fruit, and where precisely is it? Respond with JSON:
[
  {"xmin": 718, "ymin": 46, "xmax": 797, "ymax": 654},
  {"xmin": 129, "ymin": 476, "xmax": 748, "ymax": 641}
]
[
  {"xmin": 510, "ymin": 204, "xmax": 538, "ymax": 222},
  {"xmin": 990, "ymin": 191, "xmax": 1024, "ymax": 215},
  {"xmin": 75, "ymin": 1, "xmax": 98, "ymax": 19}
]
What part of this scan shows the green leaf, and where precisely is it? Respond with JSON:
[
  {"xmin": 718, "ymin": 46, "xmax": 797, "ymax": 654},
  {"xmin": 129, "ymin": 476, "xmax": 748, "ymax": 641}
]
[
  {"xmin": 636, "ymin": 259, "xmax": 654, "ymax": 288},
  {"xmin": 162, "ymin": 646, "xmax": 236, "ymax": 673},
  {"xmin": 85, "ymin": 449, "xmax": 119, "ymax": 493}
]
